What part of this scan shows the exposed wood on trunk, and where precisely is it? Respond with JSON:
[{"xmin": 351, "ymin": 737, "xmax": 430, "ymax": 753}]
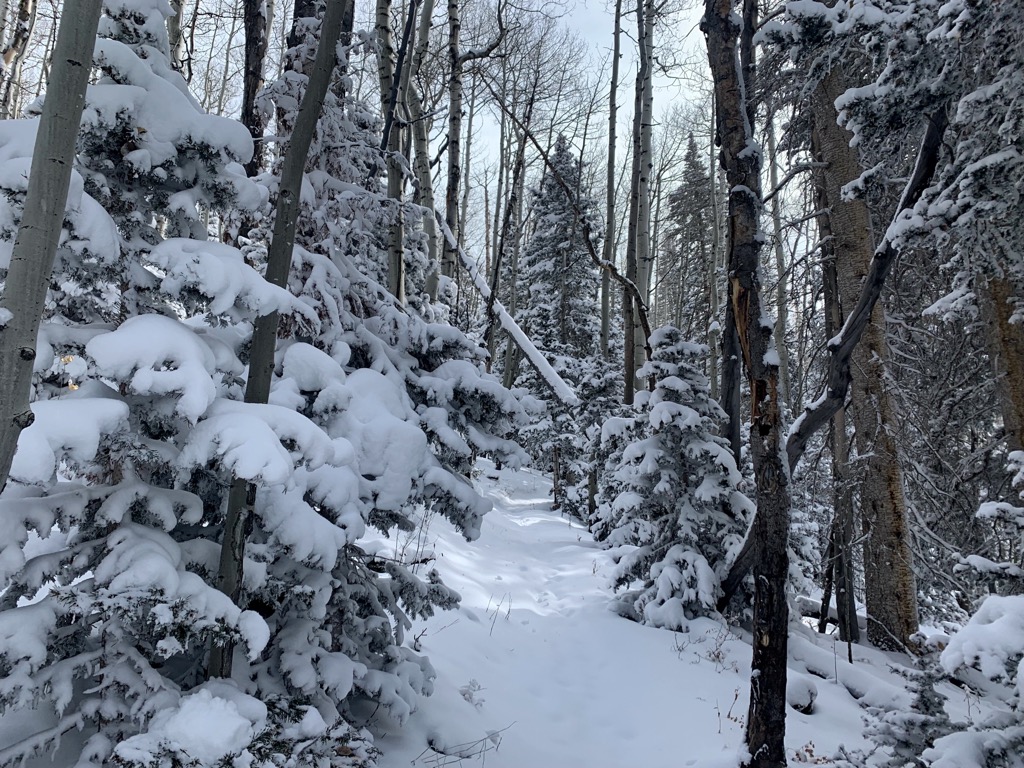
[
  {"xmin": 704, "ymin": 0, "xmax": 789, "ymax": 763},
  {"xmin": 0, "ymin": 0, "xmax": 102, "ymax": 493},
  {"xmin": 208, "ymin": 0, "xmax": 346, "ymax": 679},
  {"xmin": 717, "ymin": 107, "xmax": 949, "ymax": 618}
]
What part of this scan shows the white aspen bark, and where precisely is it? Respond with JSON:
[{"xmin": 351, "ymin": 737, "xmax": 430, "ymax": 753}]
[
  {"xmin": 766, "ymin": 120, "xmax": 792, "ymax": 409},
  {"xmin": 600, "ymin": 0, "xmax": 622, "ymax": 358},
  {"xmin": 215, "ymin": 9, "xmax": 241, "ymax": 116},
  {"xmin": 408, "ymin": 0, "xmax": 439, "ymax": 299},
  {"xmin": 0, "ymin": 0, "xmax": 11, "ymax": 52},
  {"xmin": 443, "ymin": 0, "xmax": 462, "ymax": 281},
  {"xmin": 168, "ymin": 0, "xmax": 188, "ymax": 73},
  {"xmin": 376, "ymin": 0, "xmax": 406, "ymax": 302},
  {"xmin": 0, "ymin": 0, "xmax": 102, "ymax": 492},
  {"xmin": 632, "ymin": 0, "xmax": 654, "ymax": 383},
  {"xmin": 209, "ymin": 0, "xmax": 346, "ymax": 679},
  {"xmin": 0, "ymin": 0, "xmax": 36, "ymax": 119}
]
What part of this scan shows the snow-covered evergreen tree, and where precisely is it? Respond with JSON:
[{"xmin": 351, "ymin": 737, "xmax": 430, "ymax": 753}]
[
  {"xmin": 506, "ymin": 133, "xmax": 612, "ymax": 511},
  {"xmin": 591, "ymin": 326, "xmax": 751, "ymax": 628},
  {"xmin": 0, "ymin": 1, "xmax": 529, "ymax": 765}
]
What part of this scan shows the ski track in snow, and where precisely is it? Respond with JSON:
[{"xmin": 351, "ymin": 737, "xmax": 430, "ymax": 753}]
[{"xmin": 373, "ymin": 460, "xmax": 881, "ymax": 768}]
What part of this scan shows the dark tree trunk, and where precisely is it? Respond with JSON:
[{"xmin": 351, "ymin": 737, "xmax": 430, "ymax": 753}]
[
  {"xmin": 703, "ymin": 0, "xmax": 790, "ymax": 764},
  {"xmin": 241, "ymin": 0, "xmax": 271, "ymax": 178}
]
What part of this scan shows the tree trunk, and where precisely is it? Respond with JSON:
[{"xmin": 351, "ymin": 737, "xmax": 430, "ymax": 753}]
[
  {"xmin": 407, "ymin": 0, "xmax": 438, "ymax": 300},
  {"xmin": 983, "ymin": 276, "xmax": 1024, "ymax": 454},
  {"xmin": 168, "ymin": 0, "xmax": 188, "ymax": 74},
  {"xmin": 0, "ymin": 0, "xmax": 102, "ymax": 493},
  {"xmin": 600, "ymin": 0, "xmax": 622, "ymax": 359},
  {"xmin": 811, "ymin": 66, "xmax": 917, "ymax": 651},
  {"xmin": 766, "ymin": 121, "xmax": 792, "ymax": 410},
  {"xmin": 704, "ymin": 0, "xmax": 790, "ymax": 764},
  {"xmin": 443, "ymin": 0, "xmax": 463, "ymax": 282},
  {"xmin": 632, "ymin": 0, "xmax": 655, "ymax": 385},
  {"xmin": 817, "ymin": 178, "xmax": 859, "ymax": 646},
  {"xmin": 708, "ymin": 99, "xmax": 721, "ymax": 402},
  {"xmin": 622, "ymin": 54, "xmax": 642, "ymax": 404},
  {"xmin": 0, "ymin": 0, "xmax": 36, "ymax": 119},
  {"xmin": 208, "ymin": 0, "xmax": 346, "ymax": 679},
  {"xmin": 241, "ymin": 0, "xmax": 271, "ymax": 178}
]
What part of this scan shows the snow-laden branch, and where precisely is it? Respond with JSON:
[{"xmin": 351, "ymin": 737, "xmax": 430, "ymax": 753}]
[
  {"xmin": 784, "ymin": 105, "xmax": 948, "ymax": 474},
  {"xmin": 434, "ymin": 213, "xmax": 580, "ymax": 408},
  {"xmin": 717, "ymin": 105, "xmax": 949, "ymax": 613}
]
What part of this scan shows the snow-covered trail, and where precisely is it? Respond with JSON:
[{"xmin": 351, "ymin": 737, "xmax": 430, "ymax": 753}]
[{"xmin": 373, "ymin": 461, "xmax": 879, "ymax": 768}]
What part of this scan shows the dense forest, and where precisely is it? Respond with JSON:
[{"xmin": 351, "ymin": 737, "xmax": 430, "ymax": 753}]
[{"xmin": 0, "ymin": 0, "xmax": 1021, "ymax": 765}]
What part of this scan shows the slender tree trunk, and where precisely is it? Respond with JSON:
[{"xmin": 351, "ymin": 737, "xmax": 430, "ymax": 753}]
[
  {"xmin": 0, "ymin": 0, "xmax": 36, "ymax": 119},
  {"xmin": 459, "ymin": 77, "xmax": 477, "ymax": 248},
  {"xmin": 811, "ymin": 65, "xmax": 917, "ymax": 651},
  {"xmin": 600, "ymin": 0, "xmax": 622, "ymax": 359},
  {"xmin": 705, "ymin": 0, "xmax": 789, "ymax": 764},
  {"xmin": 817, "ymin": 173, "xmax": 859, "ymax": 646},
  {"xmin": 208, "ymin": 0, "xmax": 346, "ymax": 679},
  {"xmin": 632, "ymin": 0, "xmax": 655, "ymax": 385},
  {"xmin": 241, "ymin": 0, "xmax": 271, "ymax": 178},
  {"xmin": 443, "ymin": 0, "xmax": 463, "ymax": 282},
  {"xmin": 766, "ymin": 120, "xmax": 792, "ymax": 410},
  {"xmin": 709, "ymin": 101, "xmax": 721, "ymax": 402},
  {"xmin": 215, "ymin": 11, "xmax": 241, "ymax": 116},
  {"xmin": 486, "ymin": 114, "xmax": 531, "ymax": 369},
  {"xmin": 168, "ymin": 0, "xmax": 188, "ymax": 73},
  {"xmin": 623, "ymin": 57, "xmax": 643, "ymax": 403},
  {"xmin": 0, "ymin": 0, "xmax": 102, "ymax": 493},
  {"xmin": 407, "ymin": 0, "xmax": 439, "ymax": 299}
]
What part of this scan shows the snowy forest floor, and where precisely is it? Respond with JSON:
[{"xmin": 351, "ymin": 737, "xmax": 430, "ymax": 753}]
[{"xmin": 366, "ymin": 460, "xmax": 970, "ymax": 768}]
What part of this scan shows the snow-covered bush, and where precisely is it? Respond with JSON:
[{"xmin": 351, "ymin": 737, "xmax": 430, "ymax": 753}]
[{"xmin": 592, "ymin": 326, "xmax": 751, "ymax": 628}]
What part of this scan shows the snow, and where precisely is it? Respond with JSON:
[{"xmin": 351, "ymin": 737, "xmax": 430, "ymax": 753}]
[
  {"xmin": 114, "ymin": 685, "xmax": 266, "ymax": 766},
  {"xmin": 371, "ymin": 460, "xmax": 880, "ymax": 767},
  {"xmin": 9, "ymin": 398, "xmax": 129, "ymax": 484},
  {"xmin": 86, "ymin": 314, "xmax": 218, "ymax": 424}
]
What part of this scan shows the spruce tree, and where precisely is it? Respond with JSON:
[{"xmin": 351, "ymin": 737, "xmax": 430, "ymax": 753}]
[{"xmin": 592, "ymin": 326, "xmax": 751, "ymax": 627}]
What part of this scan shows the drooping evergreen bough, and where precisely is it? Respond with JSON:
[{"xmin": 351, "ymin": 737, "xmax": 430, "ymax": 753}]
[
  {"xmin": 591, "ymin": 326, "xmax": 751, "ymax": 628},
  {"xmin": 0, "ymin": 2, "xmax": 529, "ymax": 765}
]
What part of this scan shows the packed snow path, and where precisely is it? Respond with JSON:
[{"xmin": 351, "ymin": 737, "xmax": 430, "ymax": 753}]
[{"xmin": 372, "ymin": 461, "xmax": 886, "ymax": 768}]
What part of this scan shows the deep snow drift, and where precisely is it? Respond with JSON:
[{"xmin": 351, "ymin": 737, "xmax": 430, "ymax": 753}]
[{"xmin": 368, "ymin": 460, "xmax": 945, "ymax": 767}]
